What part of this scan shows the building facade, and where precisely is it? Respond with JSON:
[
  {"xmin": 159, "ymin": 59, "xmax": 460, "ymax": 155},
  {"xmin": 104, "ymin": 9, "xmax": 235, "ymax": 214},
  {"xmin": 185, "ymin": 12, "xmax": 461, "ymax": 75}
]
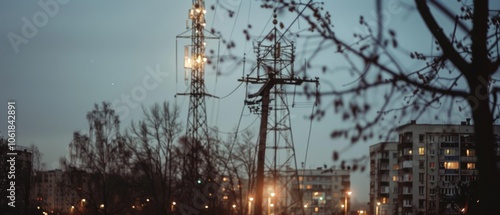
[
  {"xmin": 371, "ymin": 121, "xmax": 500, "ymax": 215},
  {"xmin": 33, "ymin": 169, "xmax": 82, "ymax": 214},
  {"xmin": 370, "ymin": 142, "xmax": 399, "ymax": 215},
  {"xmin": 294, "ymin": 167, "xmax": 351, "ymax": 215}
]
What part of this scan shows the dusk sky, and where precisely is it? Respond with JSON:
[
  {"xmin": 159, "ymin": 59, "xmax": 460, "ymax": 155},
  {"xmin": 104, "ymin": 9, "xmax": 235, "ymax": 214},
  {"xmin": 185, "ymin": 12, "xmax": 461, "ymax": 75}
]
[{"xmin": 2, "ymin": 0, "xmax": 498, "ymax": 204}]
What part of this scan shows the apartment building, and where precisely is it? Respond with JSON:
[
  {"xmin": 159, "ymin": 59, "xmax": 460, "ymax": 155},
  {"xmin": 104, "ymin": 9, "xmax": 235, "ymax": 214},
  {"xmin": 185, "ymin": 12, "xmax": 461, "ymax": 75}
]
[
  {"xmin": 376, "ymin": 120, "xmax": 500, "ymax": 215},
  {"xmin": 33, "ymin": 169, "xmax": 82, "ymax": 214},
  {"xmin": 294, "ymin": 167, "xmax": 351, "ymax": 215},
  {"xmin": 369, "ymin": 142, "xmax": 399, "ymax": 215}
]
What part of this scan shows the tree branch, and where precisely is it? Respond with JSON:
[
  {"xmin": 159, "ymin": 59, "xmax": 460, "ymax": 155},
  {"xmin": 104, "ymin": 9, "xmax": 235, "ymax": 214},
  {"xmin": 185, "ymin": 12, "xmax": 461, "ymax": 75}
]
[{"xmin": 415, "ymin": 1, "xmax": 471, "ymax": 77}]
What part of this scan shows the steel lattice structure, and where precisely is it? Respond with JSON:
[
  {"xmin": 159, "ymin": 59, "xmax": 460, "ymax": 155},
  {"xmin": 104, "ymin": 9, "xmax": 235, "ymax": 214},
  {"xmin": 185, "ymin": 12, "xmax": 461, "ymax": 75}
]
[{"xmin": 239, "ymin": 16, "xmax": 319, "ymax": 215}]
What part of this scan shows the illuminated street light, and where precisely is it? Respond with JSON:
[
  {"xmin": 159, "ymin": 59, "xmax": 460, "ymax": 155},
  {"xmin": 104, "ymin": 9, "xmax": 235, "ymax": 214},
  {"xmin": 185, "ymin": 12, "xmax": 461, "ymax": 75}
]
[
  {"xmin": 171, "ymin": 202, "xmax": 176, "ymax": 211},
  {"xmin": 345, "ymin": 191, "xmax": 352, "ymax": 215},
  {"xmin": 248, "ymin": 197, "xmax": 254, "ymax": 215},
  {"xmin": 268, "ymin": 192, "xmax": 276, "ymax": 215}
]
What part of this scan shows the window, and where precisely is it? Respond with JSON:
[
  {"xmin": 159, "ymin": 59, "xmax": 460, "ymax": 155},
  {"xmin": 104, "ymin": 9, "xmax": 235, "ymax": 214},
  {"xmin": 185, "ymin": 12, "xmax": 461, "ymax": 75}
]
[
  {"xmin": 403, "ymin": 173, "xmax": 412, "ymax": 182},
  {"xmin": 429, "ymin": 175, "xmax": 435, "ymax": 182},
  {"xmin": 427, "ymin": 134, "xmax": 435, "ymax": 142},
  {"xmin": 403, "ymin": 199, "xmax": 412, "ymax": 207},
  {"xmin": 429, "ymin": 162, "xmax": 435, "ymax": 169},
  {"xmin": 466, "ymin": 149, "xmax": 476, "ymax": 157},
  {"xmin": 393, "ymin": 164, "xmax": 399, "ymax": 170},
  {"xmin": 393, "ymin": 175, "xmax": 399, "ymax": 182},
  {"xmin": 419, "ymin": 173, "xmax": 424, "ymax": 182},
  {"xmin": 467, "ymin": 163, "xmax": 476, "ymax": 169},
  {"xmin": 419, "ymin": 147, "xmax": 425, "ymax": 155},
  {"xmin": 419, "ymin": 186, "xmax": 424, "ymax": 195},
  {"xmin": 419, "ymin": 134, "xmax": 425, "ymax": 142},
  {"xmin": 419, "ymin": 160, "xmax": 425, "ymax": 169},
  {"xmin": 393, "ymin": 152, "xmax": 397, "ymax": 159},
  {"xmin": 381, "ymin": 197, "xmax": 387, "ymax": 204},
  {"xmin": 444, "ymin": 162, "xmax": 459, "ymax": 169}
]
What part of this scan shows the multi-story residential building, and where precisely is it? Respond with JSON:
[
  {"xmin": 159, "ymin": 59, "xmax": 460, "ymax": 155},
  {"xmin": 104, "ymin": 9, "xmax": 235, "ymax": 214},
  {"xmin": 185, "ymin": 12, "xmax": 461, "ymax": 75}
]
[
  {"xmin": 33, "ymin": 169, "xmax": 82, "ymax": 214},
  {"xmin": 370, "ymin": 142, "xmax": 399, "ymax": 215},
  {"xmin": 293, "ymin": 167, "xmax": 351, "ymax": 215},
  {"xmin": 371, "ymin": 120, "xmax": 500, "ymax": 215}
]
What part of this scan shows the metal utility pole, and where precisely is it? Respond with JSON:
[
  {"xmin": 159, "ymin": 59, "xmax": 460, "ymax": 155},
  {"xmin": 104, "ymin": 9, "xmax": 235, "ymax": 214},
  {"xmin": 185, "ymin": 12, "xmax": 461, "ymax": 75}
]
[
  {"xmin": 176, "ymin": 0, "xmax": 219, "ymax": 212},
  {"xmin": 239, "ymin": 15, "xmax": 318, "ymax": 215}
]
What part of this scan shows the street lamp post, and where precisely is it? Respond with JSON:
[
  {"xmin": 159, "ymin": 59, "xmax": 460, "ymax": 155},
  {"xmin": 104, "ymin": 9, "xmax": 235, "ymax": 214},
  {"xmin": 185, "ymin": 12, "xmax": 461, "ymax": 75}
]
[
  {"xmin": 344, "ymin": 191, "xmax": 351, "ymax": 215},
  {"xmin": 268, "ymin": 192, "xmax": 275, "ymax": 215},
  {"xmin": 249, "ymin": 197, "xmax": 254, "ymax": 215}
]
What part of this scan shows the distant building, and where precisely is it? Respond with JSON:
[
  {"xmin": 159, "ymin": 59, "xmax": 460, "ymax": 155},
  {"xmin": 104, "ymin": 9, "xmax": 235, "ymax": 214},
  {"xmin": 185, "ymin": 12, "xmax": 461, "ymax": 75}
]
[
  {"xmin": 33, "ymin": 169, "xmax": 82, "ymax": 214},
  {"xmin": 369, "ymin": 142, "xmax": 398, "ymax": 215},
  {"xmin": 293, "ymin": 167, "xmax": 351, "ymax": 215},
  {"xmin": 370, "ymin": 120, "xmax": 500, "ymax": 215}
]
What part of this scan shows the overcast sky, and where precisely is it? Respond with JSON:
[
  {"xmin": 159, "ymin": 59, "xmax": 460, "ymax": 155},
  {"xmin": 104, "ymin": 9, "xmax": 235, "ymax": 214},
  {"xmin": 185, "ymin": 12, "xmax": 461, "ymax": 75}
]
[{"xmin": 2, "ymin": 0, "xmax": 498, "ymax": 205}]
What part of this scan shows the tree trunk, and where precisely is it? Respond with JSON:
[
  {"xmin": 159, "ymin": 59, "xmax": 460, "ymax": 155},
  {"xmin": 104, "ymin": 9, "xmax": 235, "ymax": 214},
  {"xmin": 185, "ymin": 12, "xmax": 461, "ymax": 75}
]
[{"xmin": 470, "ymin": 88, "xmax": 499, "ymax": 215}]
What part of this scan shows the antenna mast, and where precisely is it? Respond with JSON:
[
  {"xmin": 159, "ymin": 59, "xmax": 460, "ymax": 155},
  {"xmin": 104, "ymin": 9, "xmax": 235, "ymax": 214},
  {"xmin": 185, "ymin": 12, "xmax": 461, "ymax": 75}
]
[{"xmin": 176, "ymin": 0, "xmax": 219, "ymax": 212}]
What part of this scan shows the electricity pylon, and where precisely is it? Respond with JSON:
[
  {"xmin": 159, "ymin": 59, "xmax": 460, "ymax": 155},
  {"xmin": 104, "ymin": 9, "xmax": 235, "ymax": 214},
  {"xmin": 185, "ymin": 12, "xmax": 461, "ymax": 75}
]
[
  {"xmin": 239, "ymin": 15, "xmax": 319, "ymax": 215},
  {"xmin": 176, "ymin": 0, "xmax": 219, "ymax": 213}
]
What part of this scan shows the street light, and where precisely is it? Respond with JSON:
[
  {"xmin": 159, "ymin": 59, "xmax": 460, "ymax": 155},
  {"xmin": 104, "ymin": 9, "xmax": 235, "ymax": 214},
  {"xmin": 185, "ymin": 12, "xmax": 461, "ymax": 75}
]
[
  {"xmin": 248, "ymin": 197, "xmax": 254, "ymax": 215},
  {"xmin": 345, "ymin": 191, "xmax": 352, "ymax": 215},
  {"xmin": 376, "ymin": 202, "xmax": 380, "ymax": 215},
  {"xmin": 268, "ymin": 192, "xmax": 275, "ymax": 215}
]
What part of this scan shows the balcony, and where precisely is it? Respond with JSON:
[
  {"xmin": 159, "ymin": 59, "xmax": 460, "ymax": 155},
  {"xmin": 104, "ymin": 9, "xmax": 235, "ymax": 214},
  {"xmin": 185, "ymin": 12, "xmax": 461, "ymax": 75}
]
[
  {"xmin": 439, "ymin": 169, "xmax": 459, "ymax": 174},
  {"xmin": 461, "ymin": 156, "xmax": 477, "ymax": 162}
]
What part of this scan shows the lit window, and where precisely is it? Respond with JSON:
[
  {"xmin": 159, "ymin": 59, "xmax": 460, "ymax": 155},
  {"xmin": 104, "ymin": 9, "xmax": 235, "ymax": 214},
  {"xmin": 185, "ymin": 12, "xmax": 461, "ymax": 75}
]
[
  {"xmin": 466, "ymin": 149, "xmax": 475, "ymax": 157},
  {"xmin": 467, "ymin": 163, "xmax": 475, "ymax": 169},
  {"xmin": 429, "ymin": 162, "xmax": 435, "ymax": 169},
  {"xmin": 419, "ymin": 147, "xmax": 425, "ymax": 155},
  {"xmin": 444, "ymin": 162, "xmax": 459, "ymax": 169},
  {"xmin": 408, "ymin": 150, "xmax": 412, "ymax": 155},
  {"xmin": 392, "ymin": 176, "xmax": 398, "ymax": 182},
  {"xmin": 445, "ymin": 149, "xmax": 456, "ymax": 155}
]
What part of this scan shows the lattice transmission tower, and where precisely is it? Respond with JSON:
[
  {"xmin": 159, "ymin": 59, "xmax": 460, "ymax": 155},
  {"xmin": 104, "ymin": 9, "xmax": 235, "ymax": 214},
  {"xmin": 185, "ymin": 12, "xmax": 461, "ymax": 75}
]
[
  {"xmin": 239, "ymin": 15, "xmax": 319, "ymax": 215},
  {"xmin": 175, "ymin": 0, "xmax": 219, "ymax": 211}
]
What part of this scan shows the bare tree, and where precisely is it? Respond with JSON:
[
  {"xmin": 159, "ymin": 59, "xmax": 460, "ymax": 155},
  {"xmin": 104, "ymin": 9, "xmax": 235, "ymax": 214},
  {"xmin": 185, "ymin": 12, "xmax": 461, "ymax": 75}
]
[
  {"xmin": 214, "ymin": 0, "xmax": 500, "ymax": 214},
  {"xmin": 216, "ymin": 129, "xmax": 257, "ymax": 215},
  {"xmin": 125, "ymin": 101, "xmax": 182, "ymax": 215},
  {"xmin": 60, "ymin": 102, "xmax": 133, "ymax": 215}
]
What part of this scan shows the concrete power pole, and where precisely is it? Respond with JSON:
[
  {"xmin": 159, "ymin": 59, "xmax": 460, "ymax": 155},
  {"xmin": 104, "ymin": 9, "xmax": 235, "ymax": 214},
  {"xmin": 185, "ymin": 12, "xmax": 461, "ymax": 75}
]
[{"xmin": 239, "ymin": 15, "xmax": 318, "ymax": 215}]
